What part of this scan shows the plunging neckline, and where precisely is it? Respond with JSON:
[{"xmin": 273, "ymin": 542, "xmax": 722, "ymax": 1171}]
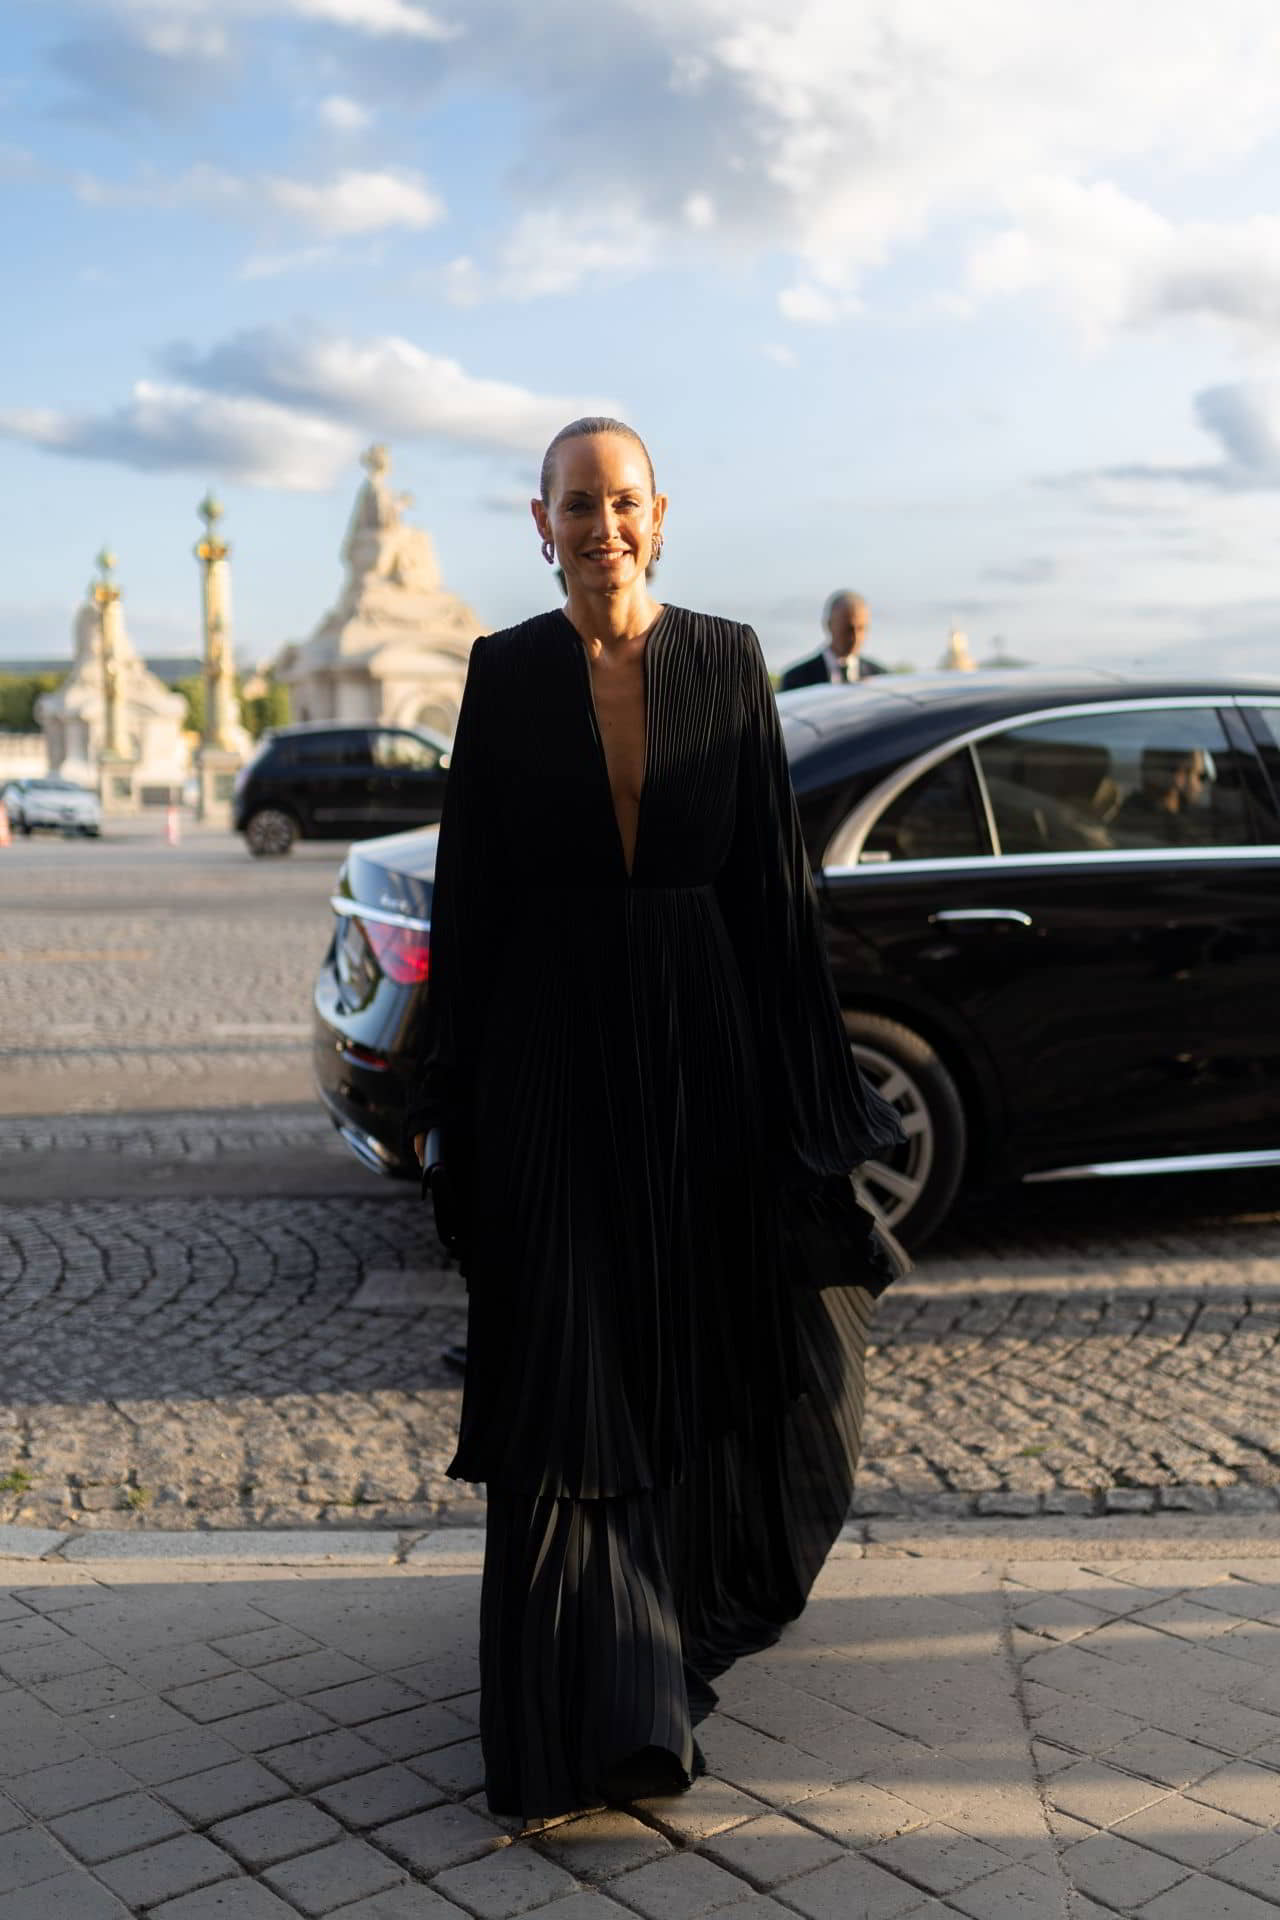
[{"xmin": 562, "ymin": 604, "xmax": 669, "ymax": 881}]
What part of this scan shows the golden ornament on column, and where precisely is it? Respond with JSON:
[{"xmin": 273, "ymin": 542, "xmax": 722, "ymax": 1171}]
[
  {"xmin": 91, "ymin": 546, "xmax": 128, "ymax": 760},
  {"xmin": 195, "ymin": 490, "xmax": 237, "ymax": 751}
]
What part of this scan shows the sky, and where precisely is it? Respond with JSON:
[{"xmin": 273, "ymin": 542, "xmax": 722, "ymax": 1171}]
[{"xmin": 4, "ymin": 1, "xmax": 1280, "ymax": 677}]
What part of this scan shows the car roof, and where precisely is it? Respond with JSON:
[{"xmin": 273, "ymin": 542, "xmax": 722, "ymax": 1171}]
[{"xmin": 780, "ymin": 668, "xmax": 1280, "ymax": 782}]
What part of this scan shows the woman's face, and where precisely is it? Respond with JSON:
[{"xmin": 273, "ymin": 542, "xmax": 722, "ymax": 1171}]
[{"xmin": 534, "ymin": 433, "xmax": 665, "ymax": 597}]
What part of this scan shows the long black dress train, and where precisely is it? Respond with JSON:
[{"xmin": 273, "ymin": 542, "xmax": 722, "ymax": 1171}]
[{"xmin": 406, "ymin": 606, "xmax": 903, "ymax": 1818}]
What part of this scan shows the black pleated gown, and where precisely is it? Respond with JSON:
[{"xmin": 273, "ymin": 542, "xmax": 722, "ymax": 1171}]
[{"xmin": 406, "ymin": 606, "xmax": 904, "ymax": 1819}]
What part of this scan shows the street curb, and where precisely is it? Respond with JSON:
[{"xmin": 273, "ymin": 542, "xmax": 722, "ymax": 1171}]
[{"xmin": 6, "ymin": 1512, "xmax": 1280, "ymax": 1569}]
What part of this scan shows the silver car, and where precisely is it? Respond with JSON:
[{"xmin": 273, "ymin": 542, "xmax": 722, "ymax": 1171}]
[{"xmin": 2, "ymin": 776, "xmax": 102, "ymax": 837}]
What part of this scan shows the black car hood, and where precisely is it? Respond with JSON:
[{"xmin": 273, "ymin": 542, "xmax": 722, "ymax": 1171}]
[{"xmin": 338, "ymin": 825, "xmax": 439, "ymax": 919}]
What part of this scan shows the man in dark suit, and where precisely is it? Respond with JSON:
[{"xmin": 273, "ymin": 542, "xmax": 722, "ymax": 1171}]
[{"xmin": 780, "ymin": 590, "xmax": 886, "ymax": 689}]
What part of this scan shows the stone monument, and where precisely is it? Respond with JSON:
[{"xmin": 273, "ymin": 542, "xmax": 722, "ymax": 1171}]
[
  {"xmin": 194, "ymin": 492, "xmax": 253, "ymax": 820},
  {"xmin": 939, "ymin": 628, "xmax": 978, "ymax": 672},
  {"xmin": 274, "ymin": 445, "xmax": 481, "ymax": 737},
  {"xmin": 37, "ymin": 553, "xmax": 188, "ymax": 808}
]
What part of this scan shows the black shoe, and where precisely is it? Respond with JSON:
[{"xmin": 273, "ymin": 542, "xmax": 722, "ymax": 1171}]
[{"xmin": 440, "ymin": 1341, "xmax": 468, "ymax": 1376}]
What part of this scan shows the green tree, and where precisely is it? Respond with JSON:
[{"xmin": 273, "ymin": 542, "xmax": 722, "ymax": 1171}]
[
  {"xmin": 242, "ymin": 679, "xmax": 290, "ymax": 740},
  {"xmin": 174, "ymin": 675, "xmax": 206, "ymax": 736},
  {"xmin": 0, "ymin": 673, "xmax": 62, "ymax": 732}
]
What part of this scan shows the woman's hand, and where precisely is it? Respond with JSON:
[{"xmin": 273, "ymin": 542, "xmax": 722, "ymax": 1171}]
[{"xmin": 414, "ymin": 1132, "xmax": 427, "ymax": 1168}]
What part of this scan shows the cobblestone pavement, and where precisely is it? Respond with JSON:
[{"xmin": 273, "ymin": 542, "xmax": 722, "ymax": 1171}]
[
  {"xmin": 3, "ymin": 1536, "xmax": 1280, "ymax": 1918},
  {"xmin": 0, "ymin": 824, "xmax": 334, "ymax": 1113},
  {"xmin": 2, "ymin": 1110, "xmax": 1280, "ymax": 1534}
]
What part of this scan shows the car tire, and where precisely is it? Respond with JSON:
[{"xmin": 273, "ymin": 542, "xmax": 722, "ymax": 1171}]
[
  {"xmin": 244, "ymin": 808, "xmax": 298, "ymax": 857},
  {"xmin": 843, "ymin": 1010, "xmax": 967, "ymax": 1250},
  {"xmin": 18, "ymin": 818, "xmax": 31, "ymax": 836}
]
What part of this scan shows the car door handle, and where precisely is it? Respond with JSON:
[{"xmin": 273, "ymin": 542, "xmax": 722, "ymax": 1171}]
[{"xmin": 930, "ymin": 909, "xmax": 1034, "ymax": 928}]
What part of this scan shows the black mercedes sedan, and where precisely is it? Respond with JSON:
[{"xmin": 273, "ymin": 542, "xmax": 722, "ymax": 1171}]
[{"xmin": 313, "ymin": 669, "xmax": 1280, "ymax": 1246}]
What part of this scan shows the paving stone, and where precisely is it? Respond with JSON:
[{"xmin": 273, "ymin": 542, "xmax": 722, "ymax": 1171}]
[
  {"xmin": 1136, "ymin": 1875, "xmax": 1280, "ymax": 1919},
  {"xmin": 0, "ymin": 1800, "xmax": 20, "ymax": 1837},
  {"xmin": 0, "ymin": 1867, "xmax": 131, "ymax": 1918},
  {"xmin": 944, "ymin": 1858, "xmax": 1068, "ymax": 1918},
  {"xmin": 165, "ymin": 1672, "xmax": 287, "ymax": 1724},
  {"xmin": 158, "ymin": 1758, "xmax": 291, "ymax": 1824},
  {"xmin": 797, "ymin": 1780, "xmax": 930, "ymax": 1849},
  {"xmin": 635, "ymin": 1776, "xmax": 766, "ymax": 1843},
  {"xmin": 356, "ymin": 1703, "xmax": 477, "ymax": 1759},
  {"xmin": 1213, "ymin": 1829, "xmax": 1280, "ymax": 1900},
  {"xmin": 781, "ymin": 1852, "xmax": 933, "ymax": 1918},
  {"xmin": 216, "ymin": 1699, "xmax": 334, "ymax": 1752},
  {"xmin": 408, "ymin": 1737, "xmax": 486, "ymax": 1798},
  {"xmin": 1047, "ymin": 1759, "xmax": 1172, "ymax": 1827},
  {"xmin": 302, "ymin": 1676, "xmax": 423, "ymax": 1725},
  {"xmin": 29, "ymin": 1665, "xmax": 151, "ymax": 1716},
  {"xmin": 1188, "ymin": 1762, "xmax": 1280, "ymax": 1826},
  {"xmin": 433, "ymin": 1845, "xmax": 580, "ymax": 1917},
  {"xmin": 260, "ymin": 1728, "xmax": 386, "ymax": 1791},
  {"xmin": 95, "ymin": 1831, "xmax": 238, "ymax": 1907},
  {"xmin": 7, "ymin": 1753, "xmax": 136, "ymax": 1818},
  {"xmin": 316, "ymin": 1763, "xmax": 443, "ymax": 1828},
  {"xmin": 330, "ymin": 1889, "xmax": 474, "ymax": 1918},
  {"xmin": 210, "ymin": 1796, "xmax": 342, "ymax": 1868},
  {"xmin": 1111, "ymin": 1793, "xmax": 1262, "ymax": 1868},
  {"xmin": 701, "ymin": 1811, "xmax": 841, "ymax": 1887},
  {"xmin": 210, "ymin": 1627, "xmax": 324, "ymax": 1668},
  {"xmin": 1060, "ymin": 1830, "xmax": 1190, "ymax": 1907},
  {"xmin": 695, "ymin": 1718, "xmax": 840, "ymax": 1807},
  {"xmin": 48, "ymin": 1788, "xmax": 189, "ymax": 1863},
  {"xmin": 1103, "ymin": 1730, "xmax": 1230, "ymax": 1789},
  {"xmin": 115, "ymin": 1725, "xmax": 242, "ymax": 1784},
  {"xmin": 496, "ymin": 1900, "xmax": 632, "ymax": 1920},
  {"xmin": 263, "ymin": 1834, "xmax": 407, "ymax": 1914},
  {"xmin": 375, "ymin": 1802, "xmax": 507, "ymax": 1874},
  {"xmin": 127, "ymin": 1645, "xmax": 239, "ymax": 1693},
  {"xmin": 0, "ymin": 1824, "xmax": 74, "ymax": 1894},
  {"xmin": 70, "ymin": 1695, "xmax": 193, "ymax": 1751},
  {"xmin": 0, "ymin": 1637, "xmax": 111, "ymax": 1687},
  {"xmin": 150, "ymin": 1882, "xmax": 302, "ymax": 1918},
  {"xmin": 608, "ymin": 1849, "xmax": 754, "ymax": 1919},
  {"xmin": 257, "ymin": 1650, "xmax": 373, "ymax": 1697},
  {"xmin": 864, "ymin": 1821, "xmax": 1011, "ymax": 1896}
]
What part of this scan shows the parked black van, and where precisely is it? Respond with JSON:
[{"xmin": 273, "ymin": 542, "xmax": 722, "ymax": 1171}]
[{"xmin": 233, "ymin": 722, "xmax": 450, "ymax": 855}]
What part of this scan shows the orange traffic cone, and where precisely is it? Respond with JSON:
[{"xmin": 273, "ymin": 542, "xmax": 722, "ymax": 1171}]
[{"xmin": 0, "ymin": 803, "xmax": 10, "ymax": 847}]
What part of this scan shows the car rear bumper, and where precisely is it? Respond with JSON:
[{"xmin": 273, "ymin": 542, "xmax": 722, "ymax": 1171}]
[{"xmin": 312, "ymin": 969, "xmax": 417, "ymax": 1178}]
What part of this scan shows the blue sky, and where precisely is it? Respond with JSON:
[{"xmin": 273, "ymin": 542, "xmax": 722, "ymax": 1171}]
[{"xmin": 4, "ymin": 1, "xmax": 1280, "ymax": 676}]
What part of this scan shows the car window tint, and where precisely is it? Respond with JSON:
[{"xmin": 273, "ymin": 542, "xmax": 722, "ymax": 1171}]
[
  {"xmin": 861, "ymin": 749, "xmax": 990, "ymax": 862},
  {"xmin": 372, "ymin": 731, "xmax": 440, "ymax": 772},
  {"xmin": 280, "ymin": 733, "xmax": 371, "ymax": 769},
  {"xmin": 976, "ymin": 708, "xmax": 1254, "ymax": 854}
]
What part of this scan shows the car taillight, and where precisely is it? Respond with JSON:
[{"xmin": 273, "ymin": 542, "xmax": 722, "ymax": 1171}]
[{"xmin": 362, "ymin": 919, "xmax": 430, "ymax": 985}]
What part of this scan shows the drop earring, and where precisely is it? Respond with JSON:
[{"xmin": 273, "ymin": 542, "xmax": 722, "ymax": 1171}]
[
  {"xmin": 541, "ymin": 538, "xmax": 556, "ymax": 565},
  {"xmin": 651, "ymin": 532, "xmax": 664, "ymax": 563}
]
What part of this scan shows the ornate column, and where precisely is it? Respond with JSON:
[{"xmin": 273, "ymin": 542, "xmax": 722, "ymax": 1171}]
[
  {"xmin": 93, "ymin": 548, "xmax": 137, "ymax": 812},
  {"xmin": 194, "ymin": 491, "xmax": 243, "ymax": 819}
]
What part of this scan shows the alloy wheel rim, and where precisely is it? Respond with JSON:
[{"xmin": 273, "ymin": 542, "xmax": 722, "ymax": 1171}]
[
  {"xmin": 252, "ymin": 810, "xmax": 293, "ymax": 854},
  {"xmin": 848, "ymin": 1040, "xmax": 935, "ymax": 1230}
]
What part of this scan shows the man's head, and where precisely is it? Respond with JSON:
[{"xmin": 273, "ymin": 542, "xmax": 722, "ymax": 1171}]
[
  {"xmin": 1141, "ymin": 746, "xmax": 1208, "ymax": 812},
  {"xmin": 824, "ymin": 591, "xmax": 870, "ymax": 661}
]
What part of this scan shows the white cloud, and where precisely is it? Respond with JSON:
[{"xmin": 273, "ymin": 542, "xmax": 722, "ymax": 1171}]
[
  {"xmin": 778, "ymin": 284, "xmax": 859, "ymax": 325},
  {"xmin": 0, "ymin": 384, "xmax": 359, "ymax": 490},
  {"xmin": 968, "ymin": 177, "xmax": 1280, "ymax": 342},
  {"xmin": 762, "ymin": 343, "xmax": 797, "ymax": 368},
  {"xmin": 1053, "ymin": 381, "xmax": 1280, "ymax": 499},
  {"xmin": 164, "ymin": 326, "xmax": 615, "ymax": 453},
  {"xmin": 75, "ymin": 163, "xmax": 442, "ymax": 234},
  {"xmin": 317, "ymin": 93, "xmax": 372, "ymax": 131},
  {"xmin": 0, "ymin": 323, "xmax": 615, "ymax": 490},
  {"xmin": 444, "ymin": 206, "xmax": 661, "ymax": 302},
  {"xmin": 118, "ymin": 0, "xmax": 451, "ymax": 42}
]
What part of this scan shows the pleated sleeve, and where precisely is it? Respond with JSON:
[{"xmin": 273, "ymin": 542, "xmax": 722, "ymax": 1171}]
[
  {"xmin": 716, "ymin": 624, "xmax": 905, "ymax": 1183},
  {"xmin": 403, "ymin": 635, "xmax": 495, "ymax": 1156}
]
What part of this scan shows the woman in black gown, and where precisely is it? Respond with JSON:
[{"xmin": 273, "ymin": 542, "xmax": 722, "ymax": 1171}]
[{"xmin": 408, "ymin": 417, "xmax": 904, "ymax": 1822}]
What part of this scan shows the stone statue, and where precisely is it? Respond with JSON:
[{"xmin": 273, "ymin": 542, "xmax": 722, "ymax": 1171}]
[{"xmin": 341, "ymin": 444, "xmax": 440, "ymax": 595}]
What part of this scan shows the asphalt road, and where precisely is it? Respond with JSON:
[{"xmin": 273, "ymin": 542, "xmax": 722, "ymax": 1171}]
[{"xmin": 2, "ymin": 817, "xmax": 1279, "ymax": 1534}]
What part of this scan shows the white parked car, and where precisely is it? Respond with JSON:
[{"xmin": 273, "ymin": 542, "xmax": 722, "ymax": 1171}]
[{"xmin": 2, "ymin": 776, "xmax": 102, "ymax": 837}]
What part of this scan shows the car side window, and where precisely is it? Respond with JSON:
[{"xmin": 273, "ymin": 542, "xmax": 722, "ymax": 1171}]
[
  {"xmin": 975, "ymin": 709, "xmax": 1255, "ymax": 854},
  {"xmin": 373, "ymin": 731, "xmax": 440, "ymax": 772},
  {"xmin": 860, "ymin": 749, "xmax": 992, "ymax": 863}
]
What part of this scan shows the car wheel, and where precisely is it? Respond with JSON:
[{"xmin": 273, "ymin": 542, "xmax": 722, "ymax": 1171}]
[
  {"xmin": 843, "ymin": 1010, "xmax": 967, "ymax": 1250},
  {"xmin": 244, "ymin": 808, "xmax": 297, "ymax": 857},
  {"xmin": 18, "ymin": 818, "xmax": 31, "ymax": 836}
]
